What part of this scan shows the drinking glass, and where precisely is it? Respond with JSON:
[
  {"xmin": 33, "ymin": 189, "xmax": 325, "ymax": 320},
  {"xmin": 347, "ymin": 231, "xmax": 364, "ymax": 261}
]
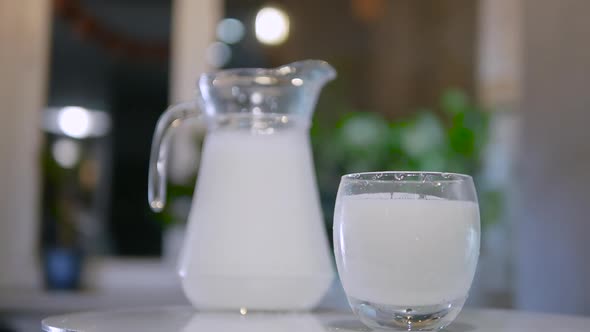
[{"xmin": 334, "ymin": 172, "xmax": 480, "ymax": 331}]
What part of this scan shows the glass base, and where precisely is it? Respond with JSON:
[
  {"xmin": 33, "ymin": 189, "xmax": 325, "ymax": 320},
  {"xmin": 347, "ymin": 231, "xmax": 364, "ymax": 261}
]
[{"xmin": 348, "ymin": 296, "xmax": 466, "ymax": 331}]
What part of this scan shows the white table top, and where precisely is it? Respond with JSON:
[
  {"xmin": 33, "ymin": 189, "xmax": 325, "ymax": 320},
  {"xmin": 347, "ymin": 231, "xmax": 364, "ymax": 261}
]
[{"xmin": 41, "ymin": 306, "xmax": 590, "ymax": 332}]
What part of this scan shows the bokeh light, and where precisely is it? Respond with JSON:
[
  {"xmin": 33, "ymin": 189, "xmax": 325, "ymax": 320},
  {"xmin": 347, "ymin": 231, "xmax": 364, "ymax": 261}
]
[
  {"xmin": 58, "ymin": 106, "xmax": 91, "ymax": 138},
  {"xmin": 51, "ymin": 138, "xmax": 80, "ymax": 169},
  {"xmin": 206, "ymin": 42, "xmax": 231, "ymax": 68},
  {"xmin": 216, "ymin": 18, "xmax": 245, "ymax": 44},
  {"xmin": 255, "ymin": 7, "xmax": 290, "ymax": 45}
]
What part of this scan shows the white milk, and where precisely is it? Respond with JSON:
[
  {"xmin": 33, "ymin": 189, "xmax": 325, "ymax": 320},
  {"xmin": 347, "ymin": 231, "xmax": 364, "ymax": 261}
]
[
  {"xmin": 334, "ymin": 194, "xmax": 479, "ymax": 306},
  {"xmin": 178, "ymin": 129, "xmax": 334, "ymax": 310}
]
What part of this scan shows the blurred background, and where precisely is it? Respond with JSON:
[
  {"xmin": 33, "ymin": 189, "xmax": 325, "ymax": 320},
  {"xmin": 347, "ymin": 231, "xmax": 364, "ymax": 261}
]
[{"xmin": 1, "ymin": 0, "xmax": 590, "ymax": 330}]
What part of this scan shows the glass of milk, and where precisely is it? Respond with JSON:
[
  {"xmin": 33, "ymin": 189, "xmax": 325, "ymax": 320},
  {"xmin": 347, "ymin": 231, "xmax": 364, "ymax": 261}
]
[{"xmin": 334, "ymin": 172, "xmax": 480, "ymax": 331}]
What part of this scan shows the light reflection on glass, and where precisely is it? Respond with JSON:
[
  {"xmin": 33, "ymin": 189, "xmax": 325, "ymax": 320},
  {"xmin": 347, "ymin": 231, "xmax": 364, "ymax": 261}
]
[
  {"xmin": 254, "ymin": 76, "xmax": 274, "ymax": 85},
  {"xmin": 291, "ymin": 78, "xmax": 303, "ymax": 86},
  {"xmin": 250, "ymin": 92, "xmax": 263, "ymax": 104}
]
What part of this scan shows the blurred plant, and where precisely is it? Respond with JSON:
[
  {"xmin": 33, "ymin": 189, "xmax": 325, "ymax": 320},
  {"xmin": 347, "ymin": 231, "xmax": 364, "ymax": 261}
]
[{"xmin": 312, "ymin": 88, "xmax": 501, "ymax": 230}]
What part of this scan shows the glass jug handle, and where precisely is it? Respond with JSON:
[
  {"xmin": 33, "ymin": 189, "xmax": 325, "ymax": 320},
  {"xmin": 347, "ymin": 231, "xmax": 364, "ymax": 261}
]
[{"xmin": 148, "ymin": 101, "xmax": 201, "ymax": 212}]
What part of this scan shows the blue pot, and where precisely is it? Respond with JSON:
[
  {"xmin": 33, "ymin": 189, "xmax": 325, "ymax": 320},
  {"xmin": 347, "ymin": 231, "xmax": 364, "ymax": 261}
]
[{"xmin": 43, "ymin": 248, "xmax": 83, "ymax": 290}]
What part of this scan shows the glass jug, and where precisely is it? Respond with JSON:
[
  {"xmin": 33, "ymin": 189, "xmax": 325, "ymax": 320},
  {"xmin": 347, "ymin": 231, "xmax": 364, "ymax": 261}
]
[{"xmin": 148, "ymin": 60, "xmax": 336, "ymax": 311}]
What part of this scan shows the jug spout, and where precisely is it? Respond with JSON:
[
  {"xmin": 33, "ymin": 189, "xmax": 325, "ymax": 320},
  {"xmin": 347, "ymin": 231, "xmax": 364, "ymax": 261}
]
[{"xmin": 276, "ymin": 60, "xmax": 336, "ymax": 87}]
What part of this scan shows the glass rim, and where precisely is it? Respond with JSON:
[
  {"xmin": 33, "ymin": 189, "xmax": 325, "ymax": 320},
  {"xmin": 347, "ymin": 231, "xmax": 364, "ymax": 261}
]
[{"xmin": 341, "ymin": 171, "xmax": 473, "ymax": 183}]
